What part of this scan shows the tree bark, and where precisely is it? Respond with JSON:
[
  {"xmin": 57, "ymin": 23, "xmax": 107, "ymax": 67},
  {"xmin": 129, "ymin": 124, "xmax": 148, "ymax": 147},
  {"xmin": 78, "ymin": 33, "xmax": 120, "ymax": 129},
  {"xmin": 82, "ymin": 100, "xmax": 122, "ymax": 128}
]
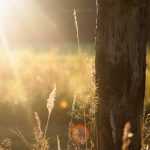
[{"xmin": 95, "ymin": 0, "xmax": 148, "ymax": 150}]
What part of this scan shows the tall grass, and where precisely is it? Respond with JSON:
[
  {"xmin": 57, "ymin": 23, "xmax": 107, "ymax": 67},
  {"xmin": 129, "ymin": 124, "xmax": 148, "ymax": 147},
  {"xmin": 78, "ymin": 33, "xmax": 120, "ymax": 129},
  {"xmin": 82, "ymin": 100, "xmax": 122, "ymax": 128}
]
[
  {"xmin": 73, "ymin": 9, "xmax": 80, "ymax": 52},
  {"xmin": 0, "ymin": 51, "xmax": 93, "ymax": 105},
  {"xmin": 10, "ymin": 87, "xmax": 57, "ymax": 150},
  {"xmin": 0, "ymin": 49, "xmax": 149, "ymax": 149}
]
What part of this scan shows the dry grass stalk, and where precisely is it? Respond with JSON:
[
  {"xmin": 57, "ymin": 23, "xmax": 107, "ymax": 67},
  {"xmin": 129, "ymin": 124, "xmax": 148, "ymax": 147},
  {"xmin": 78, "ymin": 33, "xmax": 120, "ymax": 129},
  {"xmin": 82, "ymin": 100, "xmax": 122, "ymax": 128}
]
[
  {"xmin": 0, "ymin": 138, "xmax": 12, "ymax": 150},
  {"xmin": 32, "ymin": 137, "xmax": 49, "ymax": 150},
  {"xmin": 72, "ymin": 95, "xmax": 77, "ymax": 112},
  {"xmin": 57, "ymin": 136, "xmax": 61, "ymax": 150},
  {"xmin": 10, "ymin": 129, "xmax": 31, "ymax": 149},
  {"xmin": 83, "ymin": 108, "xmax": 88, "ymax": 150},
  {"xmin": 95, "ymin": 0, "xmax": 98, "ymax": 44},
  {"xmin": 32, "ymin": 87, "xmax": 57, "ymax": 150},
  {"xmin": 33, "ymin": 112, "xmax": 43, "ymax": 142},
  {"xmin": 73, "ymin": 9, "xmax": 80, "ymax": 52},
  {"xmin": 146, "ymin": 145, "xmax": 149, "ymax": 150},
  {"xmin": 122, "ymin": 122, "xmax": 134, "ymax": 150},
  {"xmin": 44, "ymin": 85, "xmax": 57, "ymax": 137},
  {"xmin": 11, "ymin": 87, "xmax": 57, "ymax": 150},
  {"xmin": 32, "ymin": 86, "xmax": 58, "ymax": 150},
  {"xmin": 46, "ymin": 85, "xmax": 57, "ymax": 115}
]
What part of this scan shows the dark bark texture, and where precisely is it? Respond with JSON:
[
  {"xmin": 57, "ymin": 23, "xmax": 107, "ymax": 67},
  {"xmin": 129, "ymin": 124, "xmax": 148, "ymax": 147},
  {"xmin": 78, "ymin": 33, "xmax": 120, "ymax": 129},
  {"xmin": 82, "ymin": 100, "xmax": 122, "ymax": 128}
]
[{"xmin": 95, "ymin": 0, "xmax": 148, "ymax": 150}]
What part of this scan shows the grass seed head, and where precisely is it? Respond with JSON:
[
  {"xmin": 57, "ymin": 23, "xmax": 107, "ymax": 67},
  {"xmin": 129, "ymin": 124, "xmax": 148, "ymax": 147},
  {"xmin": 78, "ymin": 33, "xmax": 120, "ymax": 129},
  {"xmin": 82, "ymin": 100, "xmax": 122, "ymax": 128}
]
[
  {"xmin": 46, "ymin": 85, "xmax": 56, "ymax": 115},
  {"xmin": 34, "ymin": 112, "xmax": 43, "ymax": 141}
]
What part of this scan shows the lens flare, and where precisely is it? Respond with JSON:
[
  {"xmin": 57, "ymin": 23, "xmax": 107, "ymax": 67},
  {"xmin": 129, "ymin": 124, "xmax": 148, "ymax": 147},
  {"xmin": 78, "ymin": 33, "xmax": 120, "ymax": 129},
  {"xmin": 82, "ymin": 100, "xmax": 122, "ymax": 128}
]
[
  {"xmin": 69, "ymin": 123, "xmax": 90, "ymax": 145},
  {"xmin": 59, "ymin": 100, "xmax": 69, "ymax": 109}
]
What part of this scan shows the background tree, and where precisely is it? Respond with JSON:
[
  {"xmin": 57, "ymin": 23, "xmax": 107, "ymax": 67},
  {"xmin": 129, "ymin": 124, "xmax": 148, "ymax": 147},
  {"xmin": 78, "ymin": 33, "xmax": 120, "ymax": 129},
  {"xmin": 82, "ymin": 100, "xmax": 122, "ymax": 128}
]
[{"xmin": 95, "ymin": 0, "xmax": 149, "ymax": 149}]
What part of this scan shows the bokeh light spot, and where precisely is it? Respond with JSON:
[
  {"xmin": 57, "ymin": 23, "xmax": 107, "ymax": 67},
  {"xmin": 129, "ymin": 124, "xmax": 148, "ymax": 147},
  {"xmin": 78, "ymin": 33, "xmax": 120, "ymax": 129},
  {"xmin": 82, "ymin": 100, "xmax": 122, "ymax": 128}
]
[{"xmin": 59, "ymin": 100, "xmax": 69, "ymax": 109}]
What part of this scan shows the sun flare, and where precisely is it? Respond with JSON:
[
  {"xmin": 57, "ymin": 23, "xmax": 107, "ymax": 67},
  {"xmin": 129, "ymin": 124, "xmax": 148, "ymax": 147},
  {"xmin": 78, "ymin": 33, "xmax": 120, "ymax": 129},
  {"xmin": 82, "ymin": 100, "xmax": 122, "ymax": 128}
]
[
  {"xmin": 0, "ymin": 0, "xmax": 11, "ymax": 7},
  {"xmin": 0, "ymin": 0, "xmax": 13, "ymax": 14}
]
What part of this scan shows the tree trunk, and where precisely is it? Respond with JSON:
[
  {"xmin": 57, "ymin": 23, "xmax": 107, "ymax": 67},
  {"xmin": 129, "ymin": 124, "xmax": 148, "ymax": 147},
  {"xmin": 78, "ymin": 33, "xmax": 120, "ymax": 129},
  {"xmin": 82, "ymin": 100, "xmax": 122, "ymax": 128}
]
[{"xmin": 95, "ymin": 0, "xmax": 148, "ymax": 150}]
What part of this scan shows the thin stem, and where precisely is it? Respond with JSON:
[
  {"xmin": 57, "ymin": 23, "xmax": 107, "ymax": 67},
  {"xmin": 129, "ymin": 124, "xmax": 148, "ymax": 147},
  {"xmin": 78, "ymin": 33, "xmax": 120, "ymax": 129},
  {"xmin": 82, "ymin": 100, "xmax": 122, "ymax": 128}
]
[
  {"xmin": 57, "ymin": 135, "xmax": 61, "ymax": 150},
  {"xmin": 73, "ymin": 9, "xmax": 80, "ymax": 53},
  {"xmin": 84, "ymin": 109, "xmax": 88, "ymax": 150},
  {"xmin": 44, "ymin": 112, "xmax": 51, "ymax": 137}
]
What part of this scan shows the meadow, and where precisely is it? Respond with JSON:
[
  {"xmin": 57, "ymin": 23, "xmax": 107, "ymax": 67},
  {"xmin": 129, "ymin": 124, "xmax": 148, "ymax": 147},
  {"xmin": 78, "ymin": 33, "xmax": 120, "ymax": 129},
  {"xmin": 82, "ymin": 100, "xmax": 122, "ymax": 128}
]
[{"xmin": 0, "ymin": 49, "xmax": 149, "ymax": 149}]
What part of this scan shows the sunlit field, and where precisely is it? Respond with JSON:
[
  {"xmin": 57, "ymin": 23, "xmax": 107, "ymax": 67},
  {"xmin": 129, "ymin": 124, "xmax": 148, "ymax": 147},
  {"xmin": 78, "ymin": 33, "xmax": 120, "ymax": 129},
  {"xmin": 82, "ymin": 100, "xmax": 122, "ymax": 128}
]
[
  {"xmin": 0, "ymin": 50, "xmax": 94, "ymax": 104},
  {"xmin": 0, "ymin": 49, "xmax": 96, "ymax": 149},
  {"xmin": 0, "ymin": 0, "xmax": 149, "ymax": 149},
  {"xmin": 0, "ymin": 48, "xmax": 149, "ymax": 149}
]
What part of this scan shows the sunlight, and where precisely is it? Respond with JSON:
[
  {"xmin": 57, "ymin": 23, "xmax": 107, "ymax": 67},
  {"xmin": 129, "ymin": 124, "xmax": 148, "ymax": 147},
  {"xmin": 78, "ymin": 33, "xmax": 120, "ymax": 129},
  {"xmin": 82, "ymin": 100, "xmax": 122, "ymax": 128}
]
[
  {"xmin": 0, "ymin": 0, "xmax": 11, "ymax": 9},
  {"xmin": 0, "ymin": 0, "xmax": 15, "ymax": 15},
  {"xmin": 0, "ymin": 0, "xmax": 58, "ymax": 104},
  {"xmin": 0, "ymin": 0, "xmax": 58, "ymax": 49},
  {"xmin": 0, "ymin": 20, "xmax": 27, "ymax": 104}
]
